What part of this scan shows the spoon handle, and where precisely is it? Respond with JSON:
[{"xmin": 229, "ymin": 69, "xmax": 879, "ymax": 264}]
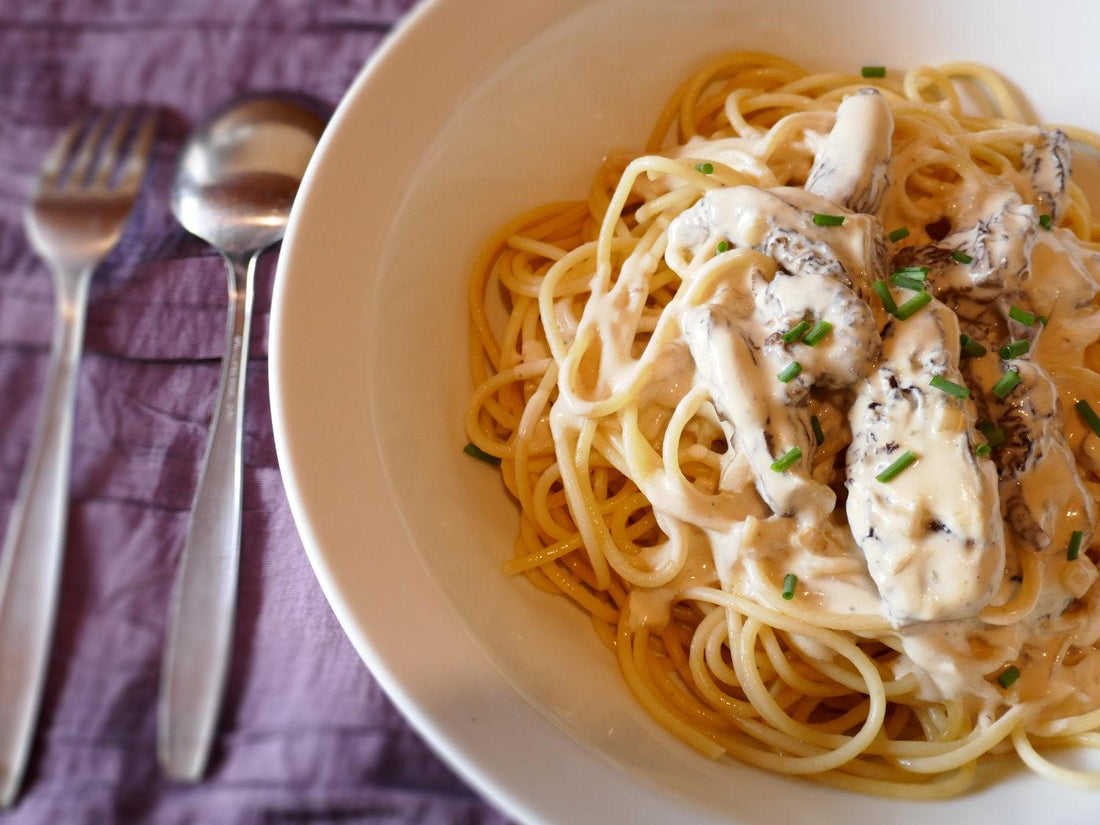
[{"xmin": 158, "ymin": 251, "xmax": 256, "ymax": 782}]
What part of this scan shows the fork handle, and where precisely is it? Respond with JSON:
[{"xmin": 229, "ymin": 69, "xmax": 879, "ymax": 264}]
[
  {"xmin": 0, "ymin": 272, "xmax": 90, "ymax": 807},
  {"xmin": 158, "ymin": 250, "xmax": 257, "ymax": 782}
]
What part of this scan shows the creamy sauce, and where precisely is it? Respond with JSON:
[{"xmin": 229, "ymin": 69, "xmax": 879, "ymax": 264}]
[
  {"xmin": 552, "ymin": 88, "xmax": 1100, "ymax": 716},
  {"xmin": 846, "ymin": 301, "xmax": 1005, "ymax": 622}
]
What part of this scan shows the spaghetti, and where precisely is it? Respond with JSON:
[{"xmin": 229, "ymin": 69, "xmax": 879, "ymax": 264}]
[{"xmin": 466, "ymin": 52, "xmax": 1100, "ymax": 796}]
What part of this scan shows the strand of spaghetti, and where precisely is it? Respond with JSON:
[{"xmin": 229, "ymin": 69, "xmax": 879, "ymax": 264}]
[
  {"xmin": 1031, "ymin": 704, "xmax": 1100, "ymax": 738},
  {"xmin": 469, "ymin": 201, "xmax": 584, "ymax": 370},
  {"xmin": 748, "ymin": 584, "xmax": 890, "ymax": 633},
  {"xmin": 688, "ymin": 606, "xmax": 756, "ymax": 714},
  {"xmin": 756, "ymin": 624, "xmax": 853, "ymax": 699},
  {"xmin": 465, "ymin": 358, "xmax": 553, "ymax": 459},
  {"xmin": 980, "ymin": 541, "xmax": 1042, "ymax": 624},
  {"xmin": 682, "ymin": 587, "xmax": 887, "ymax": 772},
  {"xmin": 511, "ymin": 360, "xmax": 559, "ymax": 516},
  {"xmin": 892, "ymin": 707, "xmax": 1027, "ymax": 773},
  {"xmin": 1012, "ymin": 727, "xmax": 1100, "ymax": 789},
  {"xmin": 939, "ymin": 61, "xmax": 1026, "ymax": 121},
  {"xmin": 537, "ymin": 238, "xmax": 630, "ymax": 363},
  {"xmin": 616, "ymin": 621, "xmax": 726, "ymax": 759},
  {"xmin": 903, "ymin": 65, "xmax": 963, "ymax": 113},
  {"xmin": 506, "ymin": 234, "xmax": 568, "ymax": 262},
  {"xmin": 731, "ymin": 616, "xmax": 883, "ymax": 772},
  {"xmin": 808, "ymin": 760, "xmax": 979, "ymax": 800}
]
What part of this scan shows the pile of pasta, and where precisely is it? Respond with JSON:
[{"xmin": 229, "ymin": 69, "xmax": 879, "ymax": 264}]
[{"xmin": 466, "ymin": 51, "xmax": 1100, "ymax": 796}]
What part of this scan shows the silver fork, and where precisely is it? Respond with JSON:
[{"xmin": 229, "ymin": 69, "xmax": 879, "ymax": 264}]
[{"xmin": 0, "ymin": 108, "xmax": 156, "ymax": 808}]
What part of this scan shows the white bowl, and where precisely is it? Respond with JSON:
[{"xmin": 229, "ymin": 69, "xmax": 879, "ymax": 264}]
[{"xmin": 269, "ymin": 1, "xmax": 1100, "ymax": 822}]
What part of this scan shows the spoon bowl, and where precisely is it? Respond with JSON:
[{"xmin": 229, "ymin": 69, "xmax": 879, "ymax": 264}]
[
  {"xmin": 160, "ymin": 95, "xmax": 324, "ymax": 783},
  {"xmin": 171, "ymin": 96, "xmax": 325, "ymax": 256}
]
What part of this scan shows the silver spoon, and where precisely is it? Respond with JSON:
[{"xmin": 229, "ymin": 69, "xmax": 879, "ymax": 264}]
[{"xmin": 160, "ymin": 96, "xmax": 325, "ymax": 782}]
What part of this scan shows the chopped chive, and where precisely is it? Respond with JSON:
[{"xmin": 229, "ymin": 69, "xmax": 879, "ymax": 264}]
[
  {"xmin": 811, "ymin": 415, "xmax": 825, "ymax": 446},
  {"xmin": 978, "ymin": 420, "xmax": 1008, "ymax": 449},
  {"xmin": 1075, "ymin": 399, "xmax": 1100, "ymax": 436},
  {"xmin": 952, "ymin": 250, "xmax": 973, "ymax": 264},
  {"xmin": 716, "ymin": 240, "xmax": 730, "ymax": 253},
  {"xmin": 812, "ymin": 213, "xmax": 845, "ymax": 226},
  {"xmin": 803, "ymin": 320, "xmax": 834, "ymax": 347},
  {"xmin": 781, "ymin": 573, "xmax": 798, "ymax": 600},
  {"xmin": 890, "ymin": 273, "xmax": 927, "ymax": 291},
  {"xmin": 694, "ymin": 162, "xmax": 714, "ymax": 174},
  {"xmin": 889, "ymin": 226, "xmax": 910, "ymax": 242},
  {"xmin": 992, "ymin": 369, "xmax": 1022, "ymax": 399},
  {"xmin": 1009, "ymin": 305, "xmax": 1038, "ymax": 327},
  {"xmin": 782, "ymin": 320, "xmax": 812, "ymax": 344},
  {"xmin": 930, "ymin": 375, "xmax": 970, "ymax": 398},
  {"xmin": 997, "ymin": 665, "xmax": 1021, "ymax": 689},
  {"xmin": 1038, "ymin": 314, "xmax": 1048, "ymax": 325},
  {"xmin": 463, "ymin": 442, "xmax": 501, "ymax": 465},
  {"xmin": 894, "ymin": 290, "xmax": 932, "ymax": 320},
  {"xmin": 861, "ymin": 65, "xmax": 886, "ymax": 78},
  {"xmin": 872, "ymin": 280, "xmax": 897, "ymax": 314},
  {"xmin": 777, "ymin": 361, "xmax": 803, "ymax": 383},
  {"xmin": 892, "ymin": 265, "xmax": 929, "ymax": 276},
  {"xmin": 1069, "ymin": 530, "xmax": 1085, "ymax": 561},
  {"xmin": 960, "ymin": 334, "xmax": 988, "ymax": 358},
  {"xmin": 876, "ymin": 450, "xmax": 917, "ymax": 483},
  {"xmin": 771, "ymin": 446, "xmax": 803, "ymax": 472},
  {"xmin": 975, "ymin": 443, "xmax": 993, "ymax": 457},
  {"xmin": 1040, "ymin": 213, "xmax": 1053, "ymax": 230},
  {"xmin": 999, "ymin": 339, "xmax": 1031, "ymax": 360}
]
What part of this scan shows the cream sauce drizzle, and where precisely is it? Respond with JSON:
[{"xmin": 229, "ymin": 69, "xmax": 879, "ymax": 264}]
[{"xmin": 560, "ymin": 90, "xmax": 1100, "ymax": 714}]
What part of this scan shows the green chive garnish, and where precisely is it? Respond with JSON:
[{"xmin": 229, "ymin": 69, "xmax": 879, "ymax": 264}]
[
  {"xmin": 872, "ymin": 281, "xmax": 897, "ymax": 314},
  {"xmin": 876, "ymin": 450, "xmax": 917, "ymax": 483},
  {"xmin": 978, "ymin": 420, "xmax": 1008, "ymax": 448},
  {"xmin": 771, "ymin": 447, "xmax": 803, "ymax": 472},
  {"xmin": 1075, "ymin": 399, "xmax": 1100, "ymax": 436},
  {"xmin": 952, "ymin": 250, "xmax": 973, "ymax": 264},
  {"xmin": 975, "ymin": 443, "xmax": 992, "ymax": 457},
  {"xmin": 997, "ymin": 665, "xmax": 1021, "ymax": 689},
  {"xmin": 960, "ymin": 334, "xmax": 987, "ymax": 358},
  {"xmin": 999, "ymin": 339, "xmax": 1031, "ymax": 360},
  {"xmin": 893, "ymin": 265, "xmax": 929, "ymax": 276},
  {"xmin": 811, "ymin": 415, "xmax": 825, "ymax": 446},
  {"xmin": 861, "ymin": 65, "xmax": 886, "ymax": 78},
  {"xmin": 889, "ymin": 226, "xmax": 910, "ymax": 242},
  {"xmin": 890, "ymin": 273, "xmax": 927, "ymax": 291},
  {"xmin": 1040, "ymin": 214, "xmax": 1053, "ymax": 230},
  {"xmin": 894, "ymin": 290, "xmax": 932, "ymax": 320},
  {"xmin": 782, "ymin": 320, "xmax": 812, "ymax": 344},
  {"xmin": 464, "ymin": 442, "xmax": 501, "ymax": 465},
  {"xmin": 812, "ymin": 213, "xmax": 845, "ymax": 226},
  {"xmin": 1009, "ymin": 305, "xmax": 1037, "ymax": 327},
  {"xmin": 716, "ymin": 240, "xmax": 730, "ymax": 253},
  {"xmin": 777, "ymin": 361, "xmax": 803, "ymax": 383},
  {"xmin": 695, "ymin": 162, "xmax": 714, "ymax": 174},
  {"xmin": 1069, "ymin": 530, "xmax": 1085, "ymax": 561},
  {"xmin": 803, "ymin": 320, "xmax": 834, "ymax": 347},
  {"xmin": 930, "ymin": 375, "xmax": 970, "ymax": 398},
  {"xmin": 1038, "ymin": 314, "xmax": 1048, "ymax": 325},
  {"xmin": 782, "ymin": 573, "xmax": 798, "ymax": 600},
  {"xmin": 992, "ymin": 369, "xmax": 1022, "ymax": 399}
]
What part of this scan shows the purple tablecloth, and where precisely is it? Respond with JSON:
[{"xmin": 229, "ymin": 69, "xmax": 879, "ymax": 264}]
[{"xmin": 0, "ymin": 2, "xmax": 512, "ymax": 823}]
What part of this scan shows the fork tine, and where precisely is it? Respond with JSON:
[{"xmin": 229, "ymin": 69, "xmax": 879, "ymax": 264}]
[
  {"xmin": 91, "ymin": 108, "xmax": 136, "ymax": 189},
  {"xmin": 115, "ymin": 111, "xmax": 158, "ymax": 192},
  {"xmin": 63, "ymin": 109, "xmax": 113, "ymax": 188},
  {"xmin": 35, "ymin": 111, "xmax": 96, "ymax": 192}
]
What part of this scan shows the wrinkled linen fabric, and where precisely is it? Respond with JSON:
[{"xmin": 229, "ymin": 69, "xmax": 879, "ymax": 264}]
[{"xmin": 0, "ymin": 2, "xmax": 513, "ymax": 823}]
